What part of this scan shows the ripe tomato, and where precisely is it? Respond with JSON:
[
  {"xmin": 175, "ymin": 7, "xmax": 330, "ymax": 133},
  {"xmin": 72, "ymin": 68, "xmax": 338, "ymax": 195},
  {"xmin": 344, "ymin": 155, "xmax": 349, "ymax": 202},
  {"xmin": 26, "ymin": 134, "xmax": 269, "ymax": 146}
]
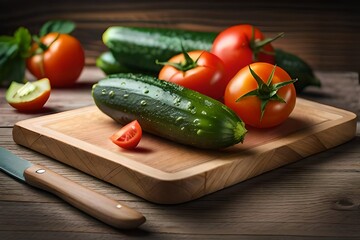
[
  {"xmin": 5, "ymin": 78, "xmax": 51, "ymax": 112},
  {"xmin": 26, "ymin": 33, "xmax": 85, "ymax": 88},
  {"xmin": 110, "ymin": 120, "xmax": 142, "ymax": 149},
  {"xmin": 224, "ymin": 62, "xmax": 297, "ymax": 128},
  {"xmin": 158, "ymin": 50, "xmax": 227, "ymax": 100},
  {"xmin": 211, "ymin": 24, "xmax": 283, "ymax": 81}
]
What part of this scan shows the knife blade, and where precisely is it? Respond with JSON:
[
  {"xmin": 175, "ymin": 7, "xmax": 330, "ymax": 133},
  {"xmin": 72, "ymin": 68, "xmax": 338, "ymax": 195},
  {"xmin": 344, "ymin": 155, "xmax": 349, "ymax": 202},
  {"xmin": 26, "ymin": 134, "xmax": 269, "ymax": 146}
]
[{"xmin": 0, "ymin": 146, "xmax": 146, "ymax": 229}]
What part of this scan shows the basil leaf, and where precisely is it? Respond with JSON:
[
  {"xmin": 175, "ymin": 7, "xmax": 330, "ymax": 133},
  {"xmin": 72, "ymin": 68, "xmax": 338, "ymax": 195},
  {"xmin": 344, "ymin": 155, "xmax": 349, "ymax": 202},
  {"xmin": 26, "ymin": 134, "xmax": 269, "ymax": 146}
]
[
  {"xmin": 14, "ymin": 27, "xmax": 32, "ymax": 58},
  {"xmin": 39, "ymin": 20, "xmax": 76, "ymax": 36},
  {"xmin": 0, "ymin": 27, "xmax": 31, "ymax": 86},
  {"xmin": 0, "ymin": 55, "xmax": 26, "ymax": 87},
  {"xmin": 0, "ymin": 41, "xmax": 18, "ymax": 65}
]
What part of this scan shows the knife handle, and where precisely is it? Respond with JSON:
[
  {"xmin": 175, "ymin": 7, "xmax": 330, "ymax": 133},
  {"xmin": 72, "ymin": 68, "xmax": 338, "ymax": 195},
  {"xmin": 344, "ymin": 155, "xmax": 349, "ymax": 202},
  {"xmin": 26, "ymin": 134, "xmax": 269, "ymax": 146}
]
[{"xmin": 23, "ymin": 164, "xmax": 146, "ymax": 229}]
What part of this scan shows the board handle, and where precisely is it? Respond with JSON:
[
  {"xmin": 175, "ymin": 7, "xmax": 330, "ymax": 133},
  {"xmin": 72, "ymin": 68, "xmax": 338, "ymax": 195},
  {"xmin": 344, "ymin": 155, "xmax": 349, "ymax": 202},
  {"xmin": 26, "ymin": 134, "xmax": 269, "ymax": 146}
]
[{"xmin": 24, "ymin": 164, "xmax": 146, "ymax": 229}]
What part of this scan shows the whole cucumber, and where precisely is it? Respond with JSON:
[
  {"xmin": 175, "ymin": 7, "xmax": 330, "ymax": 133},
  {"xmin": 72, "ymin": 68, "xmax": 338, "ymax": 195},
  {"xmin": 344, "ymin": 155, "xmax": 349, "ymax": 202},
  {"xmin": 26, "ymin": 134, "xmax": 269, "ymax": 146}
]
[
  {"xmin": 102, "ymin": 26, "xmax": 217, "ymax": 72},
  {"xmin": 101, "ymin": 26, "xmax": 320, "ymax": 92},
  {"xmin": 92, "ymin": 73, "xmax": 247, "ymax": 149}
]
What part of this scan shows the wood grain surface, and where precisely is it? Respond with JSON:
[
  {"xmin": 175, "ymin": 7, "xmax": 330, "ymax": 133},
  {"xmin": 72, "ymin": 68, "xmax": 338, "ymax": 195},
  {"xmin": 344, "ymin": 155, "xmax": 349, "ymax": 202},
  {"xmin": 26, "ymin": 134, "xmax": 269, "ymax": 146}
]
[
  {"xmin": 1, "ymin": 1, "xmax": 360, "ymax": 238},
  {"xmin": 1, "ymin": 0, "xmax": 359, "ymax": 74},
  {"xmin": 0, "ymin": 67, "xmax": 359, "ymax": 239},
  {"xmin": 11, "ymin": 98, "xmax": 357, "ymax": 204}
]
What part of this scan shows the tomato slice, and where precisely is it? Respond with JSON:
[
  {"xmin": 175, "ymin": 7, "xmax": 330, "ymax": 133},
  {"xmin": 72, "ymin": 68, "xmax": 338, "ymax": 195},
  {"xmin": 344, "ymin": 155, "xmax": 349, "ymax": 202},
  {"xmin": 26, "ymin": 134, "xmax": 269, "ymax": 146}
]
[
  {"xmin": 5, "ymin": 78, "xmax": 51, "ymax": 112},
  {"xmin": 110, "ymin": 120, "xmax": 142, "ymax": 149}
]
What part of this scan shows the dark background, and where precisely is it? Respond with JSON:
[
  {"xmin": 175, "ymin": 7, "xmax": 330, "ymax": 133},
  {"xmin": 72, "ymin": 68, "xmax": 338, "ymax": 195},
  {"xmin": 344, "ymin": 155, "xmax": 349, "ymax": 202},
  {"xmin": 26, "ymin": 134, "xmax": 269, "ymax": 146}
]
[{"xmin": 1, "ymin": 0, "xmax": 359, "ymax": 74}]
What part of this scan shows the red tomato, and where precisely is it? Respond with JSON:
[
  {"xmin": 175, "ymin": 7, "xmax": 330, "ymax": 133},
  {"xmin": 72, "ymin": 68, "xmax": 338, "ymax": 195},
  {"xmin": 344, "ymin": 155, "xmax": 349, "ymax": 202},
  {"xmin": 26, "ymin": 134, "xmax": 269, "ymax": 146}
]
[
  {"xmin": 5, "ymin": 78, "xmax": 51, "ymax": 112},
  {"xmin": 224, "ymin": 62, "xmax": 296, "ymax": 128},
  {"xmin": 110, "ymin": 120, "xmax": 142, "ymax": 149},
  {"xmin": 158, "ymin": 50, "xmax": 227, "ymax": 100},
  {"xmin": 211, "ymin": 24, "xmax": 282, "ymax": 81},
  {"xmin": 26, "ymin": 33, "xmax": 85, "ymax": 88}
]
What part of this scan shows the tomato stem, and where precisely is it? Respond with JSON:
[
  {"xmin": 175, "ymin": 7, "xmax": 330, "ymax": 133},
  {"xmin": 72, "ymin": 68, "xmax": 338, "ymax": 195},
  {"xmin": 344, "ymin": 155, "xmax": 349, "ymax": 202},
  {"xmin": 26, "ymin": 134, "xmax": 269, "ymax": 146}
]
[
  {"xmin": 156, "ymin": 43, "xmax": 202, "ymax": 72},
  {"xmin": 32, "ymin": 33, "xmax": 60, "ymax": 54},
  {"xmin": 236, "ymin": 65, "xmax": 297, "ymax": 121},
  {"xmin": 31, "ymin": 33, "xmax": 61, "ymax": 78},
  {"xmin": 250, "ymin": 27, "xmax": 284, "ymax": 61}
]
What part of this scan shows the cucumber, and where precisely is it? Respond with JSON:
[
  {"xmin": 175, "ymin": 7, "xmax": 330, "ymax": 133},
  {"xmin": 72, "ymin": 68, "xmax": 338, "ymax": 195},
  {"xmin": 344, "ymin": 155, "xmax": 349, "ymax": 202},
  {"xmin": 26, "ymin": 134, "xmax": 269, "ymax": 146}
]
[
  {"xmin": 275, "ymin": 49, "xmax": 321, "ymax": 93},
  {"xmin": 96, "ymin": 51, "xmax": 156, "ymax": 76},
  {"xmin": 102, "ymin": 26, "xmax": 217, "ymax": 72},
  {"xmin": 101, "ymin": 26, "xmax": 321, "ymax": 93},
  {"xmin": 92, "ymin": 73, "xmax": 247, "ymax": 149},
  {"xmin": 96, "ymin": 51, "xmax": 132, "ymax": 75}
]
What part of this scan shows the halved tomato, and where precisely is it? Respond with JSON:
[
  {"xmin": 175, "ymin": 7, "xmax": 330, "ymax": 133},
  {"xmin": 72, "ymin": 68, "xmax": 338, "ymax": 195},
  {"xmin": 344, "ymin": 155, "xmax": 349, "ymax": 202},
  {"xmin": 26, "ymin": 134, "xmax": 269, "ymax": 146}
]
[
  {"xmin": 5, "ymin": 78, "xmax": 51, "ymax": 112},
  {"xmin": 110, "ymin": 120, "xmax": 142, "ymax": 149}
]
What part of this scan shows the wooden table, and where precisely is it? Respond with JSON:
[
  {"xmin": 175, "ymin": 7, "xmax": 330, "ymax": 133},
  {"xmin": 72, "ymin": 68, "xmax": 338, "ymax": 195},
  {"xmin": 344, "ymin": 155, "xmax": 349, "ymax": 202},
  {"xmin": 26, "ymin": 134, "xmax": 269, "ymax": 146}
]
[{"xmin": 0, "ymin": 67, "xmax": 359, "ymax": 239}]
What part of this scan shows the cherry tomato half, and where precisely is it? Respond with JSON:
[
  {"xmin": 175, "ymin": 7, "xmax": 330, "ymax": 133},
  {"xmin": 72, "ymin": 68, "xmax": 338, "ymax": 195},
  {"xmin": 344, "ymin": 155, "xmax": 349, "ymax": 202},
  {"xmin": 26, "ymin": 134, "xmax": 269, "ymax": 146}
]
[
  {"xmin": 110, "ymin": 120, "xmax": 142, "ymax": 149},
  {"xmin": 224, "ymin": 62, "xmax": 297, "ymax": 128},
  {"xmin": 5, "ymin": 78, "xmax": 51, "ymax": 112},
  {"xmin": 211, "ymin": 24, "xmax": 281, "ymax": 81},
  {"xmin": 26, "ymin": 33, "xmax": 85, "ymax": 88},
  {"xmin": 158, "ymin": 50, "xmax": 227, "ymax": 100}
]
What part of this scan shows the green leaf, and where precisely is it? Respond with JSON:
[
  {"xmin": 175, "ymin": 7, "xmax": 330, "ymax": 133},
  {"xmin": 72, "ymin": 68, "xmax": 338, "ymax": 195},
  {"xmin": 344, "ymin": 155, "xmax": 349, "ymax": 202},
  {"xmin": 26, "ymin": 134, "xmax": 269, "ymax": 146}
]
[
  {"xmin": 14, "ymin": 27, "xmax": 32, "ymax": 58},
  {"xmin": 0, "ymin": 27, "xmax": 30, "ymax": 86},
  {"xmin": 0, "ymin": 35, "xmax": 15, "ymax": 42},
  {"xmin": 0, "ymin": 41, "xmax": 18, "ymax": 65},
  {"xmin": 0, "ymin": 55, "xmax": 26, "ymax": 87},
  {"xmin": 39, "ymin": 20, "xmax": 76, "ymax": 37}
]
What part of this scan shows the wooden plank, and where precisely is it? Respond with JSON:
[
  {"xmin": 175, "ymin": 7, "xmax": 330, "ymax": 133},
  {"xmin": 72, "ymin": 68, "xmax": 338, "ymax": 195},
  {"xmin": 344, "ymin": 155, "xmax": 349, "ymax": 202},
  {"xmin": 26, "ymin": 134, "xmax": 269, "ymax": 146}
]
[
  {"xmin": 1, "ymin": 112, "xmax": 359, "ymax": 239},
  {"xmin": 1, "ymin": 69, "xmax": 358, "ymax": 126},
  {"xmin": 12, "ymin": 98, "xmax": 357, "ymax": 204},
  {"xmin": 1, "ymin": 1, "xmax": 359, "ymax": 73}
]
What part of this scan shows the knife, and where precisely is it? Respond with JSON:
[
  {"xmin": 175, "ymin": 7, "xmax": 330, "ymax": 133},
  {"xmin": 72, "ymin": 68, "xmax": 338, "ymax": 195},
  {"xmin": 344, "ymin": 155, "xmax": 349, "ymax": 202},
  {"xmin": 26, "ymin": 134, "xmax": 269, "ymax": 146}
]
[{"xmin": 0, "ymin": 146, "xmax": 146, "ymax": 229}]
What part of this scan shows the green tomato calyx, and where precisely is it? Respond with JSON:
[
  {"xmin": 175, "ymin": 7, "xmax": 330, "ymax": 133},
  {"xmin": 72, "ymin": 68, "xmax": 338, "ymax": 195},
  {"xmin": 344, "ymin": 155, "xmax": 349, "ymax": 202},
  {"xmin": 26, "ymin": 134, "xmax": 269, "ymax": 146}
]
[
  {"xmin": 250, "ymin": 26, "xmax": 284, "ymax": 61},
  {"xmin": 156, "ymin": 43, "xmax": 203, "ymax": 72},
  {"xmin": 236, "ymin": 65, "xmax": 297, "ymax": 121}
]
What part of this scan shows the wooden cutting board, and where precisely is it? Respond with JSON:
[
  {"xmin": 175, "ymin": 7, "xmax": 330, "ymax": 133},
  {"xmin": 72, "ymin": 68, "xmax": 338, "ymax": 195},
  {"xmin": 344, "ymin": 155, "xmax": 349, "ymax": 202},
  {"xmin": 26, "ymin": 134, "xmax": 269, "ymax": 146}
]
[{"xmin": 12, "ymin": 98, "xmax": 357, "ymax": 204}]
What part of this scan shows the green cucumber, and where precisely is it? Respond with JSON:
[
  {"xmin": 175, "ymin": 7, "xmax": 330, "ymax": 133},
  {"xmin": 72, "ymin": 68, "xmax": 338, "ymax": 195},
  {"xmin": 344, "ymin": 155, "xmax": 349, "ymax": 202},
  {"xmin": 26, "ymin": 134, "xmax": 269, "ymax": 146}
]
[
  {"xmin": 92, "ymin": 73, "xmax": 247, "ymax": 149},
  {"xmin": 96, "ymin": 51, "xmax": 132, "ymax": 75},
  {"xmin": 101, "ymin": 26, "xmax": 321, "ymax": 92},
  {"xmin": 102, "ymin": 26, "xmax": 217, "ymax": 72},
  {"xmin": 96, "ymin": 51, "xmax": 156, "ymax": 76},
  {"xmin": 275, "ymin": 49, "xmax": 321, "ymax": 92}
]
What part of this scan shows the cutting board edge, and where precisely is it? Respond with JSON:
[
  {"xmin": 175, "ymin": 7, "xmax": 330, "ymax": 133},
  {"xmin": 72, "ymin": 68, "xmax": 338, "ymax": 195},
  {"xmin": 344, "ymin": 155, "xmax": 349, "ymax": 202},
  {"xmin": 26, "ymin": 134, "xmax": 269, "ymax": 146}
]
[
  {"xmin": 12, "ymin": 102, "xmax": 357, "ymax": 181},
  {"xmin": 11, "ymin": 98, "xmax": 358, "ymax": 204}
]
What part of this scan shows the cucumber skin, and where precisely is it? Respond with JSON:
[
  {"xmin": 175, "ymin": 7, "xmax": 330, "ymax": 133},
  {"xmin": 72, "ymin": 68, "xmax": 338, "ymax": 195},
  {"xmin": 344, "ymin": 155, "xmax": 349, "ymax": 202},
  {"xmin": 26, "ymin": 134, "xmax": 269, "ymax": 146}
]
[
  {"xmin": 92, "ymin": 73, "xmax": 247, "ymax": 149},
  {"xmin": 275, "ymin": 49, "xmax": 321, "ymax": 92},
  {"xmin": 102, "ymin": 26, "xmax": 217, "ymax": 72},
  {"xmin": 96, "ymin": 51, "xmax": 132, "ymax": 75},
  {"xmin": 102, "ymin": 26, "xmax": 320, "ymax": 92},
  {"xmin": 96, "ymin": 51, "xmax": 156, "ymax": 76}
]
